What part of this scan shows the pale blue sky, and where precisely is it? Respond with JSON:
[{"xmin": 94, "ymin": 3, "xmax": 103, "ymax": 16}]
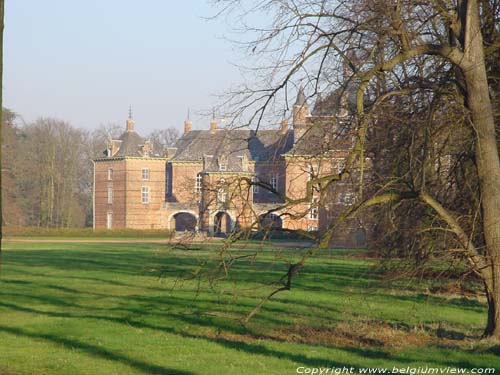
[{"xmin": 4, "ymin": 0, "xmax": 243, "ymax": 134}]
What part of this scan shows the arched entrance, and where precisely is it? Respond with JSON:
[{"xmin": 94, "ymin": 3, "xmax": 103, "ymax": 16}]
[
  {"xmin": 171, "ymin": 212, "xmax": 197, "ymax": 232},
  {"xmin": 214, "ymin": 211, "xmax": 231, "ymax": 236},
  {"xmin": 259, "ymin": 213, "xmax": 283, "ymax": 230}
]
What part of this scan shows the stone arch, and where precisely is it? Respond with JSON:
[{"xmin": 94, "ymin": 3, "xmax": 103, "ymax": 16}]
[
  {"xmin": 213, "ymin": 211, "xmax": 234, "ymax": 237},
  {"xmin": 168, "ymin": 211, "xmax": 199, "ymax": 232}
]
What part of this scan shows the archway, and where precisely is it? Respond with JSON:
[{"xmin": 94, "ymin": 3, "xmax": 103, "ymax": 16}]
[
  {"xmin": 214, "ymin": 211, "xmax": 231, "ymax": 236},
  {"xmin": 171, "ymin": 212, "xmax": 197, "ymax": 232},
  {"xmin": 259, "ymin": 213, "xmax": 283, "ymax": 230}
]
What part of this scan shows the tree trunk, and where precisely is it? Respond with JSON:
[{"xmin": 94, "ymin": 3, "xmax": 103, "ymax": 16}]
[
  {"xmin": 462, "ymin": 0, "xmax": 500, "ymax": 339},
  {"xmin": 0, "ymin": 0, "xmax": 4, "ymax": 241},
  {"xmin": 484, "ymin": 277, "xmax": 500, "ymax": 338}
]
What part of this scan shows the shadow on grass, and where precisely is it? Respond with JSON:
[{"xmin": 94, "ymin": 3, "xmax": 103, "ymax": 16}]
[
  {"xmin": 0, "ymin": 299, "xmax": 482, "ymax": 370},
  {"xmin": 0, "ymin": 325, "xmax": 197, "ymax": 375},
  {"xmin": 0, "ymin": 243, "xmax": 491, "ymax": 371}
]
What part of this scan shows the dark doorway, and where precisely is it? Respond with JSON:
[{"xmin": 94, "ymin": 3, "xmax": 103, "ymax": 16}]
[
  {"xmin": 172, "ymin": 212, "xmax": 197, "ymax": 231},
  {"xmin": 214, "ymin": 212, "xmax": 231, "ymax": 236},
  {"xmin": 259, "ymin": 213, "xmax": 283, "ymax": 230}
]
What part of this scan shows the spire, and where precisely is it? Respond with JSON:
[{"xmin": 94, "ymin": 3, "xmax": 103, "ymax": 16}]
[
  {"xmin": 126, "ymin": 106, "xmax": 135, "ymax": 132},
  {"xmin": 294, "ymin": 86, "xmax": 307, "ymax": 107},
  {"xmin": 184, "ymin": 108, "xmax": 192, "ymax": 134},
  {"xmin": 292, "ymin": 86, "xmax": 309, "ymax": 142}
]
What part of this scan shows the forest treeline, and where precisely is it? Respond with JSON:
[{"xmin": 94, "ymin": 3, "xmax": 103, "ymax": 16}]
[{"xmin": 1, "ymin": 109, "xmax": 178, "ymax": 227}]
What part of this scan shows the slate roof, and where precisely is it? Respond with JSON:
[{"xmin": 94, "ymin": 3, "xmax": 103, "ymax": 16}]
[
  {"xmin": 113, "ymin": 131, "xmax": 145, "ymax": 157},
  {"xmin": 286, "ymin": 117, "xmax": 354, "ymax": 156},
  {"xmin": 171, "ymin": 129, "xmax": 294, "ymax": 172}
]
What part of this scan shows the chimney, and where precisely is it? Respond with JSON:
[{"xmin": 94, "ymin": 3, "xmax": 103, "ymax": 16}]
[{"xmin": 126, "ymin": 105, "xmax": 135, "ymax": 132}]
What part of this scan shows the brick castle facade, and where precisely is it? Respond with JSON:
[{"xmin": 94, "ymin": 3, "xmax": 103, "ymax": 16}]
[{"xmin": 93, "ymin": 89, "xmax": 369, "ymax": 246}]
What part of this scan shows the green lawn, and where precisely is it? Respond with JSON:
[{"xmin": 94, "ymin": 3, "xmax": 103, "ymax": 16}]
[{"xmin": 0, "ymin": 241, "xmax": 498, "ymax": 375}]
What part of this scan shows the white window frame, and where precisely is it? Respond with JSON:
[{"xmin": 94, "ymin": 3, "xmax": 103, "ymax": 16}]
[
  {"xmin": 108, "ymin": 168, "xmax": 113, "ymax": 181},
  {"xmin": 253, "ymin": 176, "xmax": 259, "ymax": 193},
  {"xmin": 309, "ymin": 198, "xmax": 319, "ymax": 220},
  {"xmin": 107, "ymin": 186, "xmax": 113, "ymax": 204},
  {"xmin": 217, "ymin": 187, "xmax": 227, "ymax": 203},
  {"xmin": 308, "ymin": 165, "xmax": 317, "ymax": 181},
  {"xmin": 339, "ymin": 192, "xmax": 355, "ymax": 205},
  {"xmin": 195, "ymin": 173, "xmax": 203, "ymax": 194},
  {"xmin": 142, "ymin": 168, "xmax": 150, "ymax": 180},
  {"xmin": 270, "ymin": 174, "xmax": 278, "ymax": 191},
  {"xmin": 106, "ymin": 212, "xmax": 113, "ymax": 229},
  {"xmin": 219, "ymin": 164, "xmax": 227, "ymax": 171},
  {"xmin": 333, "ymin": 158, "xmax": 346, "ymax": 174},
  {"xmin": 141, "ymin": 186, "xmax": 150, "ymax": 204}
]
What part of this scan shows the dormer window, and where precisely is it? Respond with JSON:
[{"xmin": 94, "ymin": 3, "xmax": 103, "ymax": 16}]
[
  {"xmin": 142, "ymin": 168, "xmax": 150, "ymax": 180},
  {"xmin": 218, "ymin": 155, "xmax": 227, "ymax": 171},
  {"xmin": 339, "ymin": 192, "xmax": 355, "ymax": 205}
]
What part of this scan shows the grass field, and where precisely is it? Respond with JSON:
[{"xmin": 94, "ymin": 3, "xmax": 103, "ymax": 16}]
[{"xmin": 0, "ymin": 240, "xmax": 498, "ymax": 375}]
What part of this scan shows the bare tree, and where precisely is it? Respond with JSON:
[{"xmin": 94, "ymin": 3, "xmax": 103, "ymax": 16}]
[
  {"xmin": 209, "ymin": 0, "xmax": 500, "ymax": 339},
  {"xmin": 14, "ymin": 118, "xmax": 89, "ymax": 227},
  {"xmin": 147, "ymin": 128, "xmax": 180, "ymax": 154}
]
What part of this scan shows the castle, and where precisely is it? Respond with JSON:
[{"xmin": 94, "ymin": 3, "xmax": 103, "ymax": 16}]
[{"xmin": 93, "ymin": 89, "xmax": 368, "ymax": 246}]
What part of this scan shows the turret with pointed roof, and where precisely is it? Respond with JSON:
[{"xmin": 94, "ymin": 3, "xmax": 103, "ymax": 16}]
[{"xmin": 293, "ymin": 86, "xmax": 310, "ymax": 144}]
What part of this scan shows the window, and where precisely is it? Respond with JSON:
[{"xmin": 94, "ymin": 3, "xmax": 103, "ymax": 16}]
[
  {"xmin": 108, "ymin": 168, "xmax": 113, "ymax": 181},
  {"xmin": 270, "ymin": 174, "xmax": 278, "ymax": 191},
  {"xmin": 253, "ymin": 176, "xmax": 259, "ymax": 193},
  {"xmin": 219, "ymin": 164, "xmax": 227, "ymax": 171},
  {"xmin": 142, "ymin": 168, "xmax": 150, "ymax": 180},
  {"xmin": 107, "ymin": 186, "xmax": 113, "ymax": 204},
  {"xmin": 338, "ymin": 192, "xmax": 355, "ymax": 205},
  {"xmin": 308, "ymin": 165, "xmax": 317, "ymax": 181},
  {"xmin": 333, "ymin": 158, "xmax": 346, "ymax": 174},
  {"xmin": 165, "ymin": 164, "xmax": 172, "ymax": 197},
  {"xmin": 217, "ymin": 188, "xmax": 227, "ymax": 203},
  {"xmin": 142, "ymin": 186, "xmax": 150, "ymax": 204},
  {"xmin": 308, "ymin": 225, "xmax": 318, "ymax": 232},
  {"xmin": 195, "ymin": 173, "xmax": 203, "ymax": 194},
  {"xmin": 309, "ymin": 198, "xmax": 319, "ymax": 220},
  {"xmin": 106, "ymin": 212, "xmax": 113, "ymax": 229}
]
